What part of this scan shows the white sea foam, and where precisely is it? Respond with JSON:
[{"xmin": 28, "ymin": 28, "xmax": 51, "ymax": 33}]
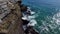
[
  {"xmin": 27, "ymin": 7, "xmax": 37, "ymax": 26},
  {"xmin": 22, "ymin": 15, "xmax": 28, "ymax": 20},
  {"xmin": 27, "ymin": 7, "xmax": 35, "ymax": 15},
  {"xmin": 28, "ymin": 15, "xmax": 35, "ymax": 19},
  {"xmin": 30, "ymin": 11, "xmax": 35, "ymax": 15},
  {"xmin": 22, "ymin": 15, "xmax": 36, "ymax": 21},
  {"xmin": 27, "ymin": 19, "xmax": 37, "ymax": 26},
  {"xmin": 22, "ymin": 7, "xmax": 37, "ymax": 26},
  {"xmin": 27, "ymin": 7, "xmax": 31, "ymax": 10},
  {"xmin": 53, "ymin": 12, "xmax": 60, "ymax": 25}
]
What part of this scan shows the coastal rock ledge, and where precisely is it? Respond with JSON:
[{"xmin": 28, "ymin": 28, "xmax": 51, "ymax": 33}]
[{"xmin": 0, "ymin": 0, "xmax": 24, "ymax": 34}]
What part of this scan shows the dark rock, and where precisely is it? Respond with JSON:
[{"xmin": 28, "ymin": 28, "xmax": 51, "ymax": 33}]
[
  {"xmin": 20, "ymin": 4, "xmax": 27, "ymax": 11},
  {"xmin": 22, "ymin": 19, "xmax": 29, "ymax": 25},
  {"xmin": 17, "ymin": 1, "xmax": 22, "ymax": 5},
  {"xmin": 0, "ymin": 33, "xmax": 6, "ymax": 34},
  {"xmin": 25, "ymin": 26, "xmax": 39, "ymax": 34},
  {"xmin": 26, "ymin": 11, "xmax": 31, "ymax": 15}
]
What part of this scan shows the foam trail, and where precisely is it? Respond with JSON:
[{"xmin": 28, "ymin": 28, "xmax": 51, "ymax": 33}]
[
  {"xmin": 53, "ymin": 12, "xmax": 60, "ymax": 25},
  {"xmin": 22, "ymin": 7, "xmax": 37, "ymax": 26},
  {"xmin": 27, "ymin": 7, "xmax": 35, "ymax": 15},
  {"xmin": 22, "ymin": 15, "xmax": 36, "ymax": 21},
  {"xmin": 22, "ymin": 15, "xmax": 28, "ymax": 20},
  {"xmin": 31, "ymin": 11, "xmax": 35, "ymax": 15},
  {"xmin": 27, "ymin": 19, "xmax": 37, "ymax": 26},
  {"xmin": 27, "ymin": 7, "xmax": 37, "ymax": 26},
  {"xmin": 28, "ymin": 15, "xmax": 35, "ymax": 19}
]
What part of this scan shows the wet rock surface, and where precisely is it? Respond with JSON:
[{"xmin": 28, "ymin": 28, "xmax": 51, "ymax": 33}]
[{"xmin": 22, "ymin": 19, "xmax": 29, "ymax": 25}]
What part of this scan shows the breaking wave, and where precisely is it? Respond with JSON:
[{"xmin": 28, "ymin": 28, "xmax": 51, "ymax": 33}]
[{"xmin": 22, "ymin": 7, "xmax": 37, "ymax": 26}]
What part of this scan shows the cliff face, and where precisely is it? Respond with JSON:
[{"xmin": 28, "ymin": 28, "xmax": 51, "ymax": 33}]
[{"xmin": 0, "ymin": 0, "xmax": 24, "ymax": 34}]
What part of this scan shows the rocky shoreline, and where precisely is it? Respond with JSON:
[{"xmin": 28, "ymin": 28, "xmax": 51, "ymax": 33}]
[
  {"xmin": 0, "ymin": 0, "xmax": 39, "ymax": 34},
  {"xmin": 19, "ymin": 1, "xmax": 39, "ymax": 34}
]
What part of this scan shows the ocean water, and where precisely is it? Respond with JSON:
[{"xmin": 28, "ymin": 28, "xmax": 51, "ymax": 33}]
[{"xmin": 22, "ymin": 0, "xmax": 60, "ymax": 34}]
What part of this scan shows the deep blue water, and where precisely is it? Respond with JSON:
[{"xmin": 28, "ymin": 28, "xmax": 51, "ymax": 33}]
[{"xmin": 22, "ymin": 0, "xmax": 60, "ymax": 34}]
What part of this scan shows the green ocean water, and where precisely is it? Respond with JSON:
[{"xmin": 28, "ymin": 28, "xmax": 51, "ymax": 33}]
[
  {"xmin": 30, "ymin": 6, "xmax": 60, "ymax": 34},
  {"xmin": 22, "ymin": 0, "xmax": 60, "ymax": 34}
]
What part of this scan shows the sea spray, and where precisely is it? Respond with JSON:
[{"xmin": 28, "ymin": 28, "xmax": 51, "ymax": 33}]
[
  {"xmin": 22, "ymin": 7, "xmax": 37, "ymax": 32},
  {"xmin": 27, "ymin": 19, "xmax": 37, "ymax": 26}
]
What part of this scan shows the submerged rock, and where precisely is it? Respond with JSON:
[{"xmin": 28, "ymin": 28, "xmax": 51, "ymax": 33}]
[{"xmin": 24, "ymin": 26, "xmax": 39, "ymax": 34}]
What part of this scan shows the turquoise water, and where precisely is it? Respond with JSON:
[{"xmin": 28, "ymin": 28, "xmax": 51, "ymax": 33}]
[{"xmin": 22, "ymin": 0, "xmax": 60, "ymax": 34}]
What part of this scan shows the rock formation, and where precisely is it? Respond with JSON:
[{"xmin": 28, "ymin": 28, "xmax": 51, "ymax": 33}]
[
  {"xmin": 0, "ymin": 0, "xmax": 39, "ymax": 34},
  {"xmin": 0, "ymin": 0, "xmax": 24, "ymax": 34}
]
